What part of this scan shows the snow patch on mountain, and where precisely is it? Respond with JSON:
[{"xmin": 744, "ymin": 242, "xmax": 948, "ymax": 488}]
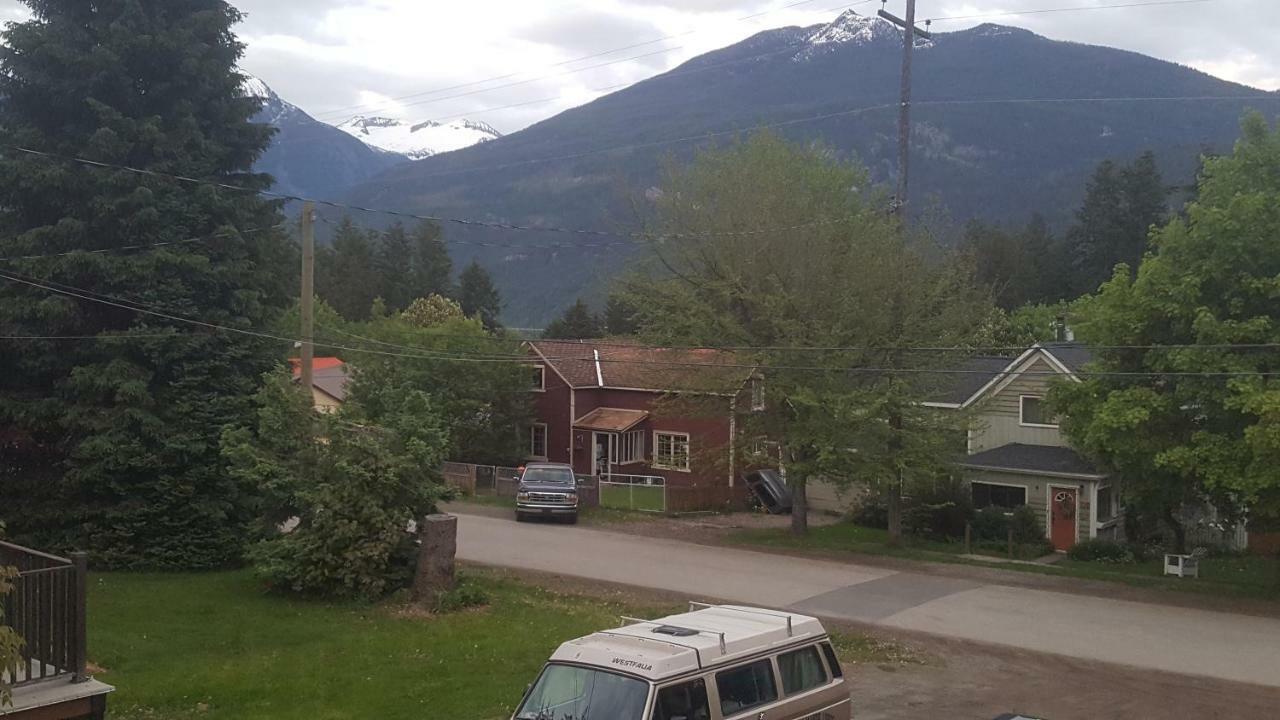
[
  {"xmin": 796, "ymin": 10, "xmax": 933, "ymax": 60},
  {"xmin": 239, "ymin": 71, "xmax": 305, "ymax": 127},
  {"xmin": 335, "ymin": 116, "xmax": 502, "ymax": 160}
]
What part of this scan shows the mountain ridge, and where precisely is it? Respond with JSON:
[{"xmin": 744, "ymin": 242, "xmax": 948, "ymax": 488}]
[
  {"xmin": 243, "ymin": 73, "xmax": 407, "ymax": 200},
  {"xmin": 328, "ymin": 15, "xmax": 1278, "ymax": 325}
]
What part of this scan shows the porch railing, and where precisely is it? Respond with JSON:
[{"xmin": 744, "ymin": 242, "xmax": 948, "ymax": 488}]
[{"xmin": 0, "ymin": 541, "xmax": 87, "ymax": 688}]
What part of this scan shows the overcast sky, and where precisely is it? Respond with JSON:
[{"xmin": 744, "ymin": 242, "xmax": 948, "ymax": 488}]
[{"xmin": 2, "ymin": 0, "xmax": 1274, "ymax": 133}]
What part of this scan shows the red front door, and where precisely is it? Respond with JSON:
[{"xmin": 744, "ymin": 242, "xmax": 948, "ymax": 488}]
[{"xmin": 1050, "ymin": 488, "xmax": 1078, "ymax": 551}]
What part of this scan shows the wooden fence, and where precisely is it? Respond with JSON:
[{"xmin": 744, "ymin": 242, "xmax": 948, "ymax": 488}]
[{"xmin": 442, "ymin": 462, "xmax": 746, "ymax": 514}]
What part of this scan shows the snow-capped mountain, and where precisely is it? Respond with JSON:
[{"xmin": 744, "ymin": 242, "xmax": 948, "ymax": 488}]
[
  {"xmin": 240, "ymin": 72, "xmax": 407, "ymax": 199},
  {"xmin": 335, "ymin": 116, "xmax": 502, "ymax": 160},
  {"xmin": 796, "ymin": 10, "xmax": 906, "ymax": 59}
]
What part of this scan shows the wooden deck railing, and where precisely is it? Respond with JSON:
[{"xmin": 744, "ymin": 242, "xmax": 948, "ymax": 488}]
[{"xmin": 0, "ymin": 541, "xmax": 87, "ymax": 688}]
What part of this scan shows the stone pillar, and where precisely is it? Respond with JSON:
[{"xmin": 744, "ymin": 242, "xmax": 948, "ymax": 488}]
[{"xmin": 413, "ymin": 514, "xmax": 457, "ymax": 607}]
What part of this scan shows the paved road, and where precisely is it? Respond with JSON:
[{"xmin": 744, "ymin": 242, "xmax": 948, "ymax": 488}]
[{"xmin": 455, "ymin": 512, "xmax": 1280, "ymax": 688}]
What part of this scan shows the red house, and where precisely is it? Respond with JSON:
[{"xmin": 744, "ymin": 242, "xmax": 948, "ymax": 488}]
[{"xmin": 527, "ymin": 340, "xmax": 762, "ymax": 506}]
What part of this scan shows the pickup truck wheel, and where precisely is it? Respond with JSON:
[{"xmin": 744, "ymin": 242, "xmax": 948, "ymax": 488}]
[
  {"xmin": 564, "ymin": 514, "xmax": 578, "ymax": 525},
  {"xmin": 515, "ymin": 512, "xmax": 526, "ymax": 523}
]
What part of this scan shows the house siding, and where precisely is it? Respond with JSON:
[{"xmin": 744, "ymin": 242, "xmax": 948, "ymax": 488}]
[
  {"xmin": 970, "ymin": 358, "xmax": 1070, "ymax": 453},
  {"xmin": 966, "ymin": 469, "xmax": 1095, "ymax": 543},
  {"xmin": 532, "ymin": 364, "xmax": 574, "ymax": 464},
  {"xmin": 569, "ymin": 387, "xmax": 733, "ymax": 488}
]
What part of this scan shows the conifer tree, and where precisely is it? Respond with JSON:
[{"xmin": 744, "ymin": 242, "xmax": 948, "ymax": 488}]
[{"xmin": 0, "ymin": 1, "xmax": 292, "ymax": 568}]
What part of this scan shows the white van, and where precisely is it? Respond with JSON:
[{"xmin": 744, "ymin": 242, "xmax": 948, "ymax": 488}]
[{"xmin": 512, "ymin": 603, "xmax": 850, "ymax": 720}]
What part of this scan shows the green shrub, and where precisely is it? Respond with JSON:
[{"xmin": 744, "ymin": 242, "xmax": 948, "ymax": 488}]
[
  {"xmin": 971, "ymin": 507, "xmax": 1010, "ymax": 541},
  {"xmin": 1010, "ymin": 505, "xmax": 1043, "ymax": 544},
  {"xmin": 226, "ymin": 373, "xmax": 450, "ymax": 600},
  {"xmin": 904, "ymin": 484, "xmax": 974, "ymax": 541},
  {"xmin": 849, "ymin": 497, "xmax": 888, "ymax": 529},
  {"xmin": 433, "ymin": 575, "xmax": 490, "ymax": 614},
  {"xmin": 1064, "ymin": 538, "xmax": 1157, "ymax": 561}
]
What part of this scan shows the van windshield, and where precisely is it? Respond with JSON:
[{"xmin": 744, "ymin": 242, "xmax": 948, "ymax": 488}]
[
  {"xmin": 521, "ymin": 467, "xmax": 575, "ymax": 485},
  {"xmin": 515, "ymin": 663, "xmax": 649, "ymax": 720}
]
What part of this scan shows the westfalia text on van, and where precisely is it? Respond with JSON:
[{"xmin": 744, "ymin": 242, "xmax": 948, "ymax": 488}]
[{"xmin": 513, "ymin": 603, "xmax": 850, "ymax": 720}]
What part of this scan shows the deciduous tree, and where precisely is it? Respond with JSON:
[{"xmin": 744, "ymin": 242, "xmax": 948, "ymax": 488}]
[
  {"xmin": 223, "ymin": 372, "xmax": 450, "ymax": 599},
  {"xmin": 627, "ymin": 133, "xmax": 991, "ymax": 537},
  {"xmin": 1054, "ymin": 113, "xmax": 1280, "ymax": 551}
]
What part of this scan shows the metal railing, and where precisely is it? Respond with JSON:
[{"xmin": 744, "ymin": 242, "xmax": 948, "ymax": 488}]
[
  {"xmin": 598, "ymin": 474, "xmax": 667, "ymax": 513},
  {"xmin": 0, "ymin": 541, "xmax": 88, "ymax": 688}
]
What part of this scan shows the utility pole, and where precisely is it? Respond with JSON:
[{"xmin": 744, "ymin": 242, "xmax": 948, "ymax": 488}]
[
  {"xmin": 879, "ymin": 1, "xmax": 932, "ymax": 217},
  {"xmin": 299, "ymin": 201, "xmax": 316, "ymax": 394}
]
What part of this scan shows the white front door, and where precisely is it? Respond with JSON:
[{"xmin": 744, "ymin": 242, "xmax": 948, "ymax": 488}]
[{"xmin": 592, "ymin": 432, "xmax": 613, "ymax": 478}]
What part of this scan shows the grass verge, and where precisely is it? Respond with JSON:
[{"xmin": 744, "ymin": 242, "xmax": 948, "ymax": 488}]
[
  {"xmin": 88, "ymin": 568, "xmax": 906, "ymax": 720},
  {"xmin": 90, "ymin": 569, "xmax": 679, "ymax": 720},
  {"xmin": 727, "ymin": 522, "xmax": 1280, "ymax": 602}
]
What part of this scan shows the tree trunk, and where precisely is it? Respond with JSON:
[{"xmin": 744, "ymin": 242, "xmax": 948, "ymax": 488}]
[
  {"xmin": 1162, "ymin": 506, "xmax": 1187, "ymax": 555},
  {"xmin": 790, "ymin": 473, "xmax": 809, "ymax": 536},
  {"xmin": 413, "ymin": 514, "xmax": 457, "ymax": 608},
  {"xmin": 887, "ymin": 410, "xmax": 904, "ymax": 546},
  {"xmin": 886, "ymin": 472, "xmax": 903, "ymax": 546}
]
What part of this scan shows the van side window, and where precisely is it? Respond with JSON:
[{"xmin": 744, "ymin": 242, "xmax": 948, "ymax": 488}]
[
  {"xmin": 819, "ymin": 641, "xmax": 843, "ymax": 678},
  {"xmin": 715, "ymin": 659, "xmax": 778, "ymax": 717},
  {"xmin": 651, "ymin": 678, "xmax": 710, "ymax": 720},
  {"xmin": 778, "ymin": 645, "xmax": 828, "ymax": 695}
]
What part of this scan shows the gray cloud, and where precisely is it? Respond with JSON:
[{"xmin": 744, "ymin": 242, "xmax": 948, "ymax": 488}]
[
  {"xmin": 521, "ymin": 9, "xmax": 666, "ymax": 56},
  {"xmin": 0, "ymin": 0, "xmax": 1275, "ymax": 136}
]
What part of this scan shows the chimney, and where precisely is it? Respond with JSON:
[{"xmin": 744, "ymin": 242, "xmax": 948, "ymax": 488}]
[{"xmin": 1053, "ymin": 316, "xmax": 1075, "ymax": 343}]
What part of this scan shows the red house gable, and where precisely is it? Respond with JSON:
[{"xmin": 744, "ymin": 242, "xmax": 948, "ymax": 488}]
[{"xmin": 526, "ymin": 340, "xmax": 758, "ymax": 499}]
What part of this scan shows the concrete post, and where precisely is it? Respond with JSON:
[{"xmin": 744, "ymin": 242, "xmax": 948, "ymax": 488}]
[{"xmin": 413, "ymin": 514, "xmax": 457, "ymax": 607}]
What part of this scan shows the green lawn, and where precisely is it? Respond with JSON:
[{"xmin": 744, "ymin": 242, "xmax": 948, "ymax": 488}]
[
  {"xmin": 597, "ymin": 483, "xmax": 666, "ymax": 512},
  {"xmin": 729, "ymin": 523, "xmax": 970, "ymax": 560},
  {"xmin": 88, "ymin": 570, "xmax": 680, "ymax": 720},
  {"xmin": 86, "ymin": 569, "xmax": 898, "ymax": 720},
  {"xmin": 728, "ymin": 522, "xmax": 1280, "ymax": 601}
]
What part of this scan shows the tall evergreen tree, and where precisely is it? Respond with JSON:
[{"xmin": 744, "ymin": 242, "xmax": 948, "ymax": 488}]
[
  {"xmin": 543, "ymin": 298, "xmax": 604, "ymax": 339},
  {"xmin": 457, "ymin": 261, "xmax": 501, "ymax": 331},
  {"xmin": 1065, "ymin": 151, "xmax": 1167, "ymax": 296},
  {"xmin": 373, "ymin": 222, "xmax": 414, "ymax": 313},
  {"xmin": 409, "ymin": 221, "xmax": 452, "ymax": 301},
  {"xmin": 603, "ymin": 293, "xmax": 640, "ymax": 336},
  {"xmin": 962, "ymin": 213, "xmax": 1063, "ymax": 308},
  {"xmin": 0, "ymin": 1, "xmax": 292, "ymax": 568},
  {"xmin": 317, "ymin": 217, "xmax": 378, "ymax": 321}
]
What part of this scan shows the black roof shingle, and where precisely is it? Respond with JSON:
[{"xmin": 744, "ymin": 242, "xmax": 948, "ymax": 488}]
[{"xmin": 959, "ymin": 443, "xmax": 1105, "ymax": 478}]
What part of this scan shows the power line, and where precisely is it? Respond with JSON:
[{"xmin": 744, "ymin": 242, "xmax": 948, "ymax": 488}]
[
  {"xmin": 309, "ymin": 0, "xmax": 875, "ymax": 122},
  {"xmin": 3, "ymin": 143, "xmax": 865, "ymax": 241},
  {"xmin": 0, "ymin": 224, "xmax": 287, "ymax": 262},
  {"xmin": 3, "ymin": 269, "xmax": 1276, "ymax": 378},
  {"xmin": 927, "ymin": 0, "xmax": 1218, "ymax": 24},
  {"xmin": 400, "ymin": 93, "xmax": 1278, "ymax": 182}
]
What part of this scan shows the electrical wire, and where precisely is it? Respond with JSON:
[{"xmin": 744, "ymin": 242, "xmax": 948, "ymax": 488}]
[
  {"xmin": 4, "ymin": 269, "xmax": 1278, "ymax": 379},
  {"xmin": 927, "ymin": 0, "xmax": 1218, "ymax": 24},
  {"xmin": 3, "ymin": 143, "xmax": 867, "ymax": 241},
  {"xmin": 400, "ymin": 93, "xmax": 1278, "ymax": 182},
  {"xmin": 309, "ymin": 0, "xmax": 876, "ymax": 122},
  {"xmin": 0, "ymin": 224, "xmax": 287, "ymax": 262}
]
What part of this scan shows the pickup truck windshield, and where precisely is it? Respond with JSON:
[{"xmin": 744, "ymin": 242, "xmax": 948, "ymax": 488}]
[
  {"xmin": 515, "ymin": 664, "xmax": 648, "ymax": 720},
  {"xmin": 521, "ymin": 467, "xmax": 575, "ymax": 485}
]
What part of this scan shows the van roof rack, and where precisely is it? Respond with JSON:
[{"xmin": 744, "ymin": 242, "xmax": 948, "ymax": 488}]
[
  {"xmin": 618, "ymin": 615, "xmax": 727, "ymax": 652},
  {"xmin": 687, "ymin": 602, "xmax": 795, "ymax": 637}
]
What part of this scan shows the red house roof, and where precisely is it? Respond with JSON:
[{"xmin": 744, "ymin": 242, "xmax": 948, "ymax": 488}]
[
  {"xmin": 288, "ymin": 357, "xmax": 345, "ymax": 374},
  {"xmin": 289, "ymin": 357, "xmax": 351, "ymax": 402},
  {"xmin": 529, "ymin": 340, "xmax": 755, "ymax": 395}
]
